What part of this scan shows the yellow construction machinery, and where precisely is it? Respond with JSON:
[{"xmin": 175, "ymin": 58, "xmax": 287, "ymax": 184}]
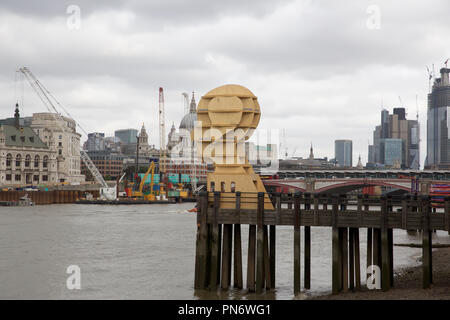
[{"xmin": 132, "ymin": 161, "xmax": 156, "ymax": 201}]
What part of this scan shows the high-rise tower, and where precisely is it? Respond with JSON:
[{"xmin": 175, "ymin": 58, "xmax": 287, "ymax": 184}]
[{"xmin": 425, "ymin": 67, "xmax": 450, "ymax": 169}]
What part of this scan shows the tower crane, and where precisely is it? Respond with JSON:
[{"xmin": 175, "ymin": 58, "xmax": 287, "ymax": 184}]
[
  {"xmin": 159, "ymin": 87, "xmax": 166, "ymax": 175},
  {"xmin": 182, "ymin": 92, "xmax": 189, "ymax": 114},
  {"xmin": 17, "ymin": 67, "xmax": 116, "ymax": 200}
]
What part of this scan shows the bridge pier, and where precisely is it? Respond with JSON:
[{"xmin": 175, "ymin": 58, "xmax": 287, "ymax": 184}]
[
  {"xmin": 233, "ymin": 192, "xmax": 243, "ymax": 289},
  {"xmin": 304, "ymin": 193, "xmax": 312, "ymax": 290},
  {"xmin": 293, "ymin": 193, "xmax": 301, "ymax": 295},
  {"xmin": 194, "ymin": 191, "xmax": 443, "ymax": 297},
  {"xmin": 421, "ymin": 196, "xmax": 433, "ymax": 289}
]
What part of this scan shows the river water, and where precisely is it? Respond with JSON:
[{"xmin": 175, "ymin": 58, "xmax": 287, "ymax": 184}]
[{"xmin": 0, "ymin": 203, "xmax": 449, "ymax": 300}]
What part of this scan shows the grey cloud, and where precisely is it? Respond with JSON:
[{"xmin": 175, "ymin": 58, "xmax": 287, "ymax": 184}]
[
  {"xmin": 1, "ymin": 0, "xmax": 449, "ymax": 167},
  {"xmin": 0, "ymin": 0, "xmax": 294, "ymax": 24}
]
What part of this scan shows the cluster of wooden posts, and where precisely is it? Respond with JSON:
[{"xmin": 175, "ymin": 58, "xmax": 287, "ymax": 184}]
[
  {"xmin": 194, "ymin": 191, "xmax": 450, "ymax": 295},
  {"xmin": 0, "ymin": 190, "xmax": 99, "ymax": 205}
]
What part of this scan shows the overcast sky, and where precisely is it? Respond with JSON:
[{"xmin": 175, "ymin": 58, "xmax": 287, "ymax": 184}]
[{"xmin": 1, "ymin": 0, "xmax": 449, "ymax": 167}]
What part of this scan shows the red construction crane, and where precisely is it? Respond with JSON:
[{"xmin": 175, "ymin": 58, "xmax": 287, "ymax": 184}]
[{"xmin": 159, "ymin": 87, "xmax": 166, "ymax": 173}]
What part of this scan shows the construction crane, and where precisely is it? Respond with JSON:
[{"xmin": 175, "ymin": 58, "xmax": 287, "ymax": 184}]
[
  {"xmin": 427, "ymin": 66, "xmax": 433, "ymax": 93},
  {"xmin": 132, "ymin": 161, "xmax": 156, "ymax": 200},
  {"xmin": 18, "ymin": 67, "xmax": 116, "ymax": 200},
  {"xmin": 159, "ymin": 87, "xmax": 166, "ymax": 178},
  {"xmin": 182, "ymin": 92, "xmax": 189, "ymax": 114}
]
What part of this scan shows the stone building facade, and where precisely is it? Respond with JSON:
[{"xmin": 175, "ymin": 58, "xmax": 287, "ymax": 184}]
[
  {"xmin": 30, "ymin": 113, "xmax": 85, "ymax": 183},
  {"xmin": 0, "ymin": 105, "xmax": 58, "ymax": 186}
]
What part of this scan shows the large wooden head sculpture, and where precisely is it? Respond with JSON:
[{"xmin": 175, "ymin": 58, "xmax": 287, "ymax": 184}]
[{"xmin": 195, "ymin": 84, "xmax": 273, "ymax": 210}]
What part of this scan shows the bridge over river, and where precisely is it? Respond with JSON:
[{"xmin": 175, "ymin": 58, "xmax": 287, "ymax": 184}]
[{"xmin": 263, "ymin": 177, "xmax": 449, "ymax": 194}]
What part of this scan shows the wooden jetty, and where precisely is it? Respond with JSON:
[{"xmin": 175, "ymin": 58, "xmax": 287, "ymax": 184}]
[
  {"xmin": 194, "ymin": 191, "xmax": 450, "ymax": 295},
  {"xmin": 76, "ymin": 198, "xmax": 176, "ymax": 205},
  {"xmin": 0, "ymin": 190, "xmax": 99, "ymax": 205}
]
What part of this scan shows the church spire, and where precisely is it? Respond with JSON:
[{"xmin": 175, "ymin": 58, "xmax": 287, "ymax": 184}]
[
  {"xmin": 357, "ymin": 155, "xmax": 363, "ymax": 169},
  {"xmin": 14, "ymin": 103, "xmax": 20, "ymax": 128},
  {"xmin": 189, "ymin": 91, "xmax": 196, "ymax": 113},
  {"xmin": 309, "ymin": 142, "xmax": 314, "ymax": 159}
]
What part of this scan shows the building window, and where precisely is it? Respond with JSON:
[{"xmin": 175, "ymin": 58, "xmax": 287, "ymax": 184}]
[
  {"xmin": 33, "ymin": 175, "xmax": 39, "ymax": 182},
  {"xmin": 6, "ymin": 174, "xmax": 11, "ymax": 181},
  {"xmin": 6, "ymin": 154, "xmax": 12, "ymax": 167},
  {"xmin": 11, "ymin": 135, "xmax": 16, "ymax": 141},
  {"xmin": 58, "ymin": 142, "xmax": 62, "ymax": 147},
  {"xmin": 231, "ymin": 182, "xmax": 236, "ymax": 193},
  {"xmin": 221, "ymin": 182, "xmax": 226, "ymax": 193},
  {"xmin": 15, "ymin": 154, "xmax": 21, "ymax": 167},
  {"xmin": 210, "ymin": 181, "xmax": 215, "ymax": 192},
  {"xmin": 15, "ymin": 174, "xmax": 21, "ymax": 181},
  {"xmin": 58, "ymin": 149, "xmax": 62, "ymax": 155},
  {"xmin": 43, "ymin": 156, "xmax": 48, "ymax": 168},
  {"xmin": 29, "ymin": 137, "xmax": 34, "ymax": 143},
  {"xmin": 43, "ymin": 175, "xmax": 48, "ymax": 181},
  {"xmin": 34, "ymin": 155, "xmax": 40, "ymax": 168},
  {"xmin": 25, "ymin": 155, "xmax": 31, "ymax": 167}
]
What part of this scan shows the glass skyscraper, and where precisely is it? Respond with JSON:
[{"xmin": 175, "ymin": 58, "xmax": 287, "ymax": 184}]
[
  {"xmin": 368, "ymin": 108, "xmax": 420, "ymax": 169},
  {"xmin": 114, "ymin": 128, "xmax": 138, "ymax": 144},
  {"xmin": 426, "ymin": 67, "xmax": 450, "ymax": 169},
  {"xmin": 380, "ymin": 138, "xmax": 403, "ymax": 166},
  {"xmin": 334, "ymin": 140, "xmax": 353, "ymax": 167}
]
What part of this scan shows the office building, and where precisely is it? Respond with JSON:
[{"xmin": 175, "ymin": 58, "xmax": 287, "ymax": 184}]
[
  {"xmin": 380, "ymin": 138, "xmax": 403, "ymax": 167},
  {"xmin": 84, "ymin": 132, "xmax": 105, "ymax": 152},
  {"xmin": 368, "ymin": 108, "xmax": 420, "ymax": 169},
  {"xmin": 334, "ymin": 140, "xmax": 353, "ymax": 167},
  {"xmin": 115, "ymin": 128, "xmax": 138, "ymax": 144},
  {"xmin": 425, "ymin": 67, "xmax": 450, "ymax": 169}
]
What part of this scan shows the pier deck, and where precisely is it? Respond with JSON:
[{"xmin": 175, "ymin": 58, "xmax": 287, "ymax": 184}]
[{"xmin": 194, "ymin": 192, "xmax": 450, "ymax": 295}]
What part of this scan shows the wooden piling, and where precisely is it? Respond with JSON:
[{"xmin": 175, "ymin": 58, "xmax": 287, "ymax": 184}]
[
  {"xmin": 217, "ymin": 224, "xmax": 222, "ymax": 286},
  {"xmin": 402, "ymin": 195, "xmax": 409, "ymax": 229},
  {"xmin": 209, "ymin": 192, "xmax": 221, "ymax": 291},
  {"xmin": 357, "ymin": 195, "xmax": 363, "ymax": 226},
  {"xmin": 304, "ymin": 225, "xmax": 311, "ymax": 290},
  {"xmin": 313, "ymin": 194, "xmax": 319, "ymax": 225},
  {"xmin": 373, "ymin": 228, "xmax": 381, "ymax": 270},
  {"xmin": 341, "ymin": 228, "xmax": 349, "ymax": 292},
  {"xmin": 247, "ymin": 223, "xmax": 256, "ymax": 292},
  {"xmin": 263, "ymin": 225, "xmax": 271, "ymax": 290},
  {"xmin": 388, "ymin": 228, "xmax": 394, "ymax": 287},
  {"xmin": 331, "ymin": 194, "xmax": 341, "ymax": 294},
  {"xmin": 380, "ymin": 196, "xmax": 391, "ymax": 291},
  {"xmin": 194, "ymin": 191, "xmax": 209, "ymax": 289},
  {"xmin": 293, "ymin": 193, "xmax": 301, "ymax": 295},
  {"xmin": 288, "ymin": 193, "xmax": 293, "ymax": 210},
  {"xmin": 445, "ymin": 198, "xmax": 450, "ymax": 235},
  {"xmin": 270, "ymin": 193, "xmax": 280, "ymax": 289},
  {"xmin": 221, "ymin": 224, "xmax": 232, "ymax": 289},
  {"xmin": 363, "ymin": 194, "xmax": 369, "ymax": 212},
  {"xmin": 354, "ymin": 228, "xmax": 361, "ymax": 289},
  {"xmin": 421, "ymin": 196, "xmax": 432, "ymax": 289},
  {"xmin": 304, "ymin": 193, "xmax": 311, "ymax": 290},
  {"xmin": 233, "ymin": 192, "xmax": 243, "ymax": 289},
  {"xmin": 269, "ymin": 224, "xmax": 276, "ymax": 289},
  {"xmin": 256, "ymin": 192, "xmax": 265, "ymax": 294},
  {"xmin": 349, "ymin": 228, "xmax": 355, "ymax": 291}
]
